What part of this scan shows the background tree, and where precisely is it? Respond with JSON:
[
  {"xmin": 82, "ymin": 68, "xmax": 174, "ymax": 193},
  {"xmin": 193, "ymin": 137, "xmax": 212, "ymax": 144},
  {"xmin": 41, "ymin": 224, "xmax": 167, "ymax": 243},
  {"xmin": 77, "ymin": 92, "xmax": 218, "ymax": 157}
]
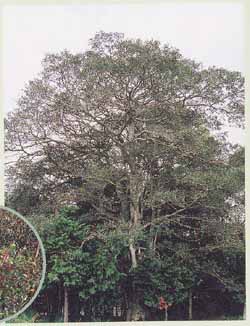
[{"xmin": 5, "ymin": 32, "xmax": 244, "ymax": 321}]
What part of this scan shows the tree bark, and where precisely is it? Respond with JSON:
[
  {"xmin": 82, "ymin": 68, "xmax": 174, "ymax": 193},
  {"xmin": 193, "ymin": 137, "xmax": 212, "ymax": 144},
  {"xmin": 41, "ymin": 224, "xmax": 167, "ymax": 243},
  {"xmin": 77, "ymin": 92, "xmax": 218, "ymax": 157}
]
[
  {"xmin": 130, "ymin": 202, "xmax": 141, "ymax": 225},
  {"xmin": 165, "ymin": 308, "xmax": 168, "ymax": 321},
  {"xmin": 129, "ymin": 240, "xmax": 137, "ymax": 268},
  {"xmin": 125, "ymin": 279, "xmax": 145, "ymax": 321},
  {"xmin": 64, "ymin": 286, "xmax": 69, "ymax": 322},
  {"xmin": 126, "ymin": 301, "xmax": 145, "ymax": 321},
  {"xmin": 188, "ymin": 288, "xmax": 192, "ymax": 320}
]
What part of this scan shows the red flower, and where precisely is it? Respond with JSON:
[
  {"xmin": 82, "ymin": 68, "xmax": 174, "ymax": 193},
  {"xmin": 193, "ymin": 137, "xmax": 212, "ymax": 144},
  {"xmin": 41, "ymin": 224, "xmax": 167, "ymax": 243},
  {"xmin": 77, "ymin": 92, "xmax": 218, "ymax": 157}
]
[
  {"xmin": 159, "ymin": 296, "xmax": 167, "ymax": 310},
  {"xmin": 159, "ymin": 297, "xmax": 172, "ymax": 310}
]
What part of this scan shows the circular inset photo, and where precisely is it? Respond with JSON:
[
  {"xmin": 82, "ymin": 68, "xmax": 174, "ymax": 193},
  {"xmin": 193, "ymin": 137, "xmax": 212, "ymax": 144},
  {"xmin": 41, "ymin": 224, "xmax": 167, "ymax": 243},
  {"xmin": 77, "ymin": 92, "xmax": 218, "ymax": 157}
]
[{"xmin": 0, "ymin": 207, "xmax": 46, "ymax": 322}]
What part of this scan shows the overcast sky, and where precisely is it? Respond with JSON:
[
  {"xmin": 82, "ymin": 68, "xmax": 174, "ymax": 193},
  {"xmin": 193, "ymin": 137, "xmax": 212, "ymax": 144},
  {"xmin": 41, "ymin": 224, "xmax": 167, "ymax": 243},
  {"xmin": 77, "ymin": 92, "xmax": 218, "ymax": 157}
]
[{"xmin": 2, "ymin": 2, "xmax": 244, "ymax": 144}]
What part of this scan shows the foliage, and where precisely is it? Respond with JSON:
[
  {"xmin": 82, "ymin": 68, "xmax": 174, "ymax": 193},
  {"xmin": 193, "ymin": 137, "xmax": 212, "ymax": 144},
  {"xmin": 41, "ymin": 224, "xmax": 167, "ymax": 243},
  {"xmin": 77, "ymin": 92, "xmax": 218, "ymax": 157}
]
[{"xmin": 0, "ymin": 211, "xmax": 43, "ymax": 321}]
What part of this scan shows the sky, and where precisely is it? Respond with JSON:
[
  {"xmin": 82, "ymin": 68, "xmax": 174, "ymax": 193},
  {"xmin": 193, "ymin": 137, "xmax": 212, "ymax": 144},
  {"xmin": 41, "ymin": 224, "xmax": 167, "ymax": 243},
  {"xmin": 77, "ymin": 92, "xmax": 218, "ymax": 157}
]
[{"xmin": 2, "ymin": 2, "xmax": 245, "ymax": 144}]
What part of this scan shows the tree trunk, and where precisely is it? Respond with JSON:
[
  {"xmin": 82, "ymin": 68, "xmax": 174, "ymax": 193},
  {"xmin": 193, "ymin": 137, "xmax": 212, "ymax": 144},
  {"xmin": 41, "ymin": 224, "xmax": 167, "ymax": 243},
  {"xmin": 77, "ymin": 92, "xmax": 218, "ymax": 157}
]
[
  {"xmin": 243, "ymin": 303, "xmax": 246, "ymax": 319},
  {"xmin": 126, "ymin": 302, "xmax": 145, "ymax": 321},
  {"xmin": 129, "ymin": 240, "xmax": 137, "ymax": 268},
  {"xmin": 126, "ymin": 306, "xmax": 132, "ymax": 321},
  {"xmin": 58, "ymin": 284, "xmax": 62, "ymax": 316},
  {"xmin": 165, "ymin": 308, "xmax": 168, "ymax": 321},
  {"xmin": 64, "ymin": 286, "xmax": 69, "ymax": 322},
  {"xmin": 125, "ymin": 284, "xmax": 145, "ymax": 321},
  {"xmin": 188, "ymin": 288, "xmax": 192, "ymax": 320},
  {"xmin": 125, "ymin": 111, "xmax": 145, "ymax": 321}
]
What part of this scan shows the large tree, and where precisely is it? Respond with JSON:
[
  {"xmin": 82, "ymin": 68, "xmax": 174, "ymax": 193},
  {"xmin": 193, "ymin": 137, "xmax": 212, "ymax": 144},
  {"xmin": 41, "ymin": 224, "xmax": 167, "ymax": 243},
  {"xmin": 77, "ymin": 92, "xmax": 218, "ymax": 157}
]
[{"xmin": 5, "ymin": 32, "xmax": 244, "ymax": 321}]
